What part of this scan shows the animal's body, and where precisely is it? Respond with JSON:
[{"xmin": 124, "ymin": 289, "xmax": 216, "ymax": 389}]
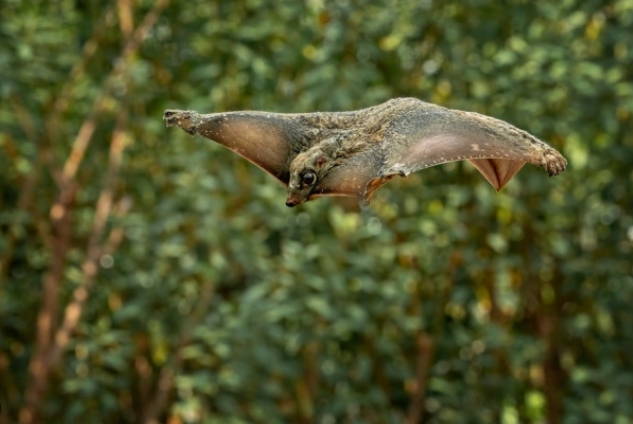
[{"xmin": 164, "ymin": 98, "xmax": 566, "ymax": 206}]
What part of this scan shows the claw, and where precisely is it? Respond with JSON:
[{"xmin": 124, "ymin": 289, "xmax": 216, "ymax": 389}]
[
  {"xmin": 540, "ymin": 148, "xmax": 567, "ymax": 177},
  {"xmin": 163, "ymin": 110, "xmax": 198, "ymax": 135}
]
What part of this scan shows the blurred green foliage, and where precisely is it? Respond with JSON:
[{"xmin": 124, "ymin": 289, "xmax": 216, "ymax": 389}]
[{"xmin": 1, "ymin": 0, "xmax": 632, "ymax": 423}]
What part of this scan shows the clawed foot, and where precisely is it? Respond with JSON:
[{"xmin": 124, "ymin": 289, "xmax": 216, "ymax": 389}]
[
  {"xmin": 163, "ymin": 109, "xmax": 199, "ymax": 135},
  {"xmin": 542, "ymin": 148, "xmax": 567, "ymax": 177}
]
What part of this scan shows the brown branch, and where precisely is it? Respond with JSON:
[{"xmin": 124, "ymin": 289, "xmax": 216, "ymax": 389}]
[
  {"xmin": 0, "ymin": 352, "xmax": 20, "ymax": 424},
  {"xmin": 539, "ymin": 268, "xmax": 567, "ymax": 424},
  {"xmin": 294, "ymin": 378, "xmax": 314, "ymax": 424},
  {"xmin": 59, "ymin": 0, "xmax": 169, "ymax": 188},
  {"xmin": 142, "ymin": 367, "xmax": 176, "ymax": 424},
  {"xmin": 134, "ymin": 335, "xmax": 153, "ymax": 415},
  {"xmin": 60, "ymin": 111, "xmax": 103, "ymax": 185},
  {"xmin": 294, "ymin": 341, "xmax": 319, "ymax": 423},
  {"xmin": 517, "ymin": 221, "xmax": 567, "ymax": 424},
  {"xmin": 406, "ymin": 333, "xmax": 434, "ymax": 424},
  {"xmin": 117, "ymin": 0, "xmax": 134, "ymax": 37},
  {"xmin": 142, "ymin": 275, "xmax": 215, "ymax": 424},
  {"xmin": 116, "ymin": 0, "xmax": 170, "ymax": 63},
  {"xmin": 50, "ymin": 107, "xmax": 131, "ymax": 364},
  {"xmin": 45, "ymin": 8, "xmax": 114, "ymax": 142},
  {"xmin": 43, "ymin": 9, "xmax": 114, "ymax": 190},
  {"xmin": 8, "ymin": 94, "xmax": 38, "ymax": 141},
  {"xmin": 303, "ymin": 341, "xmax": 320, "ymax": 401},
  {"xmin": 19, "ymin": 184, "xmax": 75, "ymax": 424},
  {"xmin": 405, "ymin": 251, "xmax": 460, "ymax": 423},
  {"xmin": 0, "ymin": 98, "xmax": 48, "ymax": 286},
  {"xmin": 365, "ymin": 335, "xmax": 392, "ymax": 401},
  {"xmin": 18, "ymin": 113, "xmax": 128, "ymax": 423},
  {"xmin": 49, "ymin": 199, "xmax": 130, "ymax": 367}
]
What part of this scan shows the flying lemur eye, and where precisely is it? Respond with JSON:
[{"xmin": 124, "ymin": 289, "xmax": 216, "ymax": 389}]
[{"xmin": 301, "ymin": 172, "xmax": 316, "ymax": 186}]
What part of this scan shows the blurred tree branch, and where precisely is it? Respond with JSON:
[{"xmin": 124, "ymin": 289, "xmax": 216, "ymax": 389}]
[{"xmin": 18, "ymin": 1, "xmax": 170, "ymax": 423}]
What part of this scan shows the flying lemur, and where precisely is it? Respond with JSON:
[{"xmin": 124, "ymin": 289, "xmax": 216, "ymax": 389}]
[{"xmin": 163, "ymin": 97, "xmax": 566, "ymax": 207}]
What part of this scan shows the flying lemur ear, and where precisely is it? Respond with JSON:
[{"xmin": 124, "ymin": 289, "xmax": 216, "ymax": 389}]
[{"xmin": 316, "ymin": 155, "xmax": 328, "ymax": 169}]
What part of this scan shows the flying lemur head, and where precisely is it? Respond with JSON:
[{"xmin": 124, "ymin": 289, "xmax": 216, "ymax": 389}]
[{"xmin": 285, "ymin": 145, "xmax": 338, "ymax": 207}]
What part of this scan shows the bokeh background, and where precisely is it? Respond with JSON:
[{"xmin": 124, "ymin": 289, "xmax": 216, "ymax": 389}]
[{"xmin": 1, "ymin": 1, "xmax": 632, "ymax": 423}]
